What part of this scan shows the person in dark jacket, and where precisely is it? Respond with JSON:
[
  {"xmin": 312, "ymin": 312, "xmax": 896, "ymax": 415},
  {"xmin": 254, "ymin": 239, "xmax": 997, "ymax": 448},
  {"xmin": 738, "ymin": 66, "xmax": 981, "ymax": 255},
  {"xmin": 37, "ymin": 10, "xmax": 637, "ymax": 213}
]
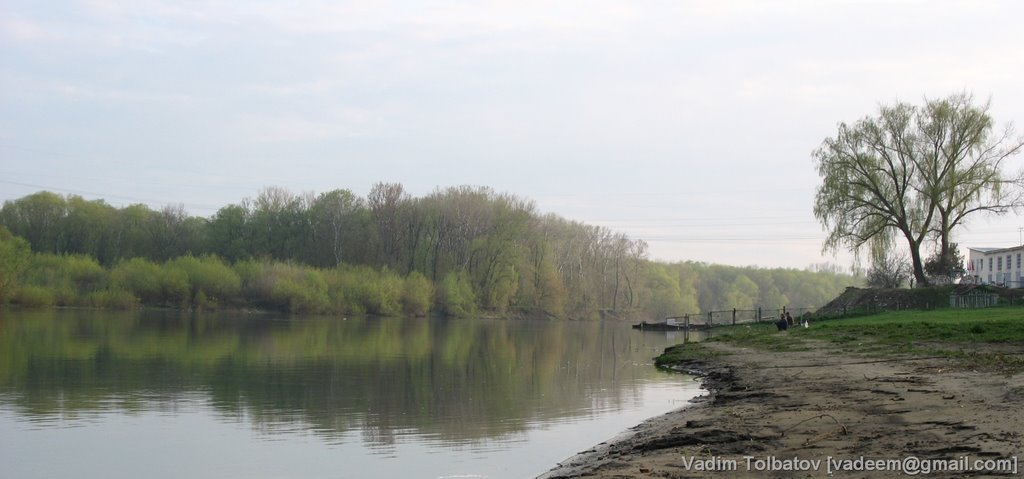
[{"xmin": 776, "ymin": 316, "xmax": 789, "ymax": 331}]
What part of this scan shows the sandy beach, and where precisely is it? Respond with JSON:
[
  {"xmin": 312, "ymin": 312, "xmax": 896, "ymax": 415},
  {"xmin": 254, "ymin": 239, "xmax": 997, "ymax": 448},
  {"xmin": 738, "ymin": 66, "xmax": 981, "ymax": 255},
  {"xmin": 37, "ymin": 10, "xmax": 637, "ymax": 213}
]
[{"xmin": 539, "ymin": 340, "xmax": 1023, "ymax": 478}]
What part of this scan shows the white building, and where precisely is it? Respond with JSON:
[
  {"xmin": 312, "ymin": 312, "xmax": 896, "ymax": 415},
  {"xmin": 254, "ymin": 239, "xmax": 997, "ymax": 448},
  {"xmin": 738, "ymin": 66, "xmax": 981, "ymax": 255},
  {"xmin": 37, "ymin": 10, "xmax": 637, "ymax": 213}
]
[{"xmin": 967, "ymin": 246, "xmax": 1024, "ymax": 287}]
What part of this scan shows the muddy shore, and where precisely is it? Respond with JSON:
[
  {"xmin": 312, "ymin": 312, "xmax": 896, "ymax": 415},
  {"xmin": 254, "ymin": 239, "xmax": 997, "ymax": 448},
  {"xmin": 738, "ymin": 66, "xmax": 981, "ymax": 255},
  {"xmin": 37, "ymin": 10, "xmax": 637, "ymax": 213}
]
[{"xmin": 539, "ymin": 341, "xmax": 1023, "ymax": 478}]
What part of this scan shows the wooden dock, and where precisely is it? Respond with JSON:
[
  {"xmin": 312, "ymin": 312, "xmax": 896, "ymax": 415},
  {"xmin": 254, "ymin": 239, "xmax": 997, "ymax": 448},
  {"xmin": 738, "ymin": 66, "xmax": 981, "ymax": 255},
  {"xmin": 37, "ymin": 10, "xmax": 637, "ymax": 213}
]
[{"xmin": 631, "ymin": 316, "xmax": 711, "ymax": 331}]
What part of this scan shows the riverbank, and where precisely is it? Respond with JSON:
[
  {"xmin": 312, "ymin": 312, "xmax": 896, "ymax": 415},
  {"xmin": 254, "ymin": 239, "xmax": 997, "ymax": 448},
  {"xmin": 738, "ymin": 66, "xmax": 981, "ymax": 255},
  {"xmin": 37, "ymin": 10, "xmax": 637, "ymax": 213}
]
[{"xmin": 539, "ymin": 321, "xmax": 1024, "ymax": 478}]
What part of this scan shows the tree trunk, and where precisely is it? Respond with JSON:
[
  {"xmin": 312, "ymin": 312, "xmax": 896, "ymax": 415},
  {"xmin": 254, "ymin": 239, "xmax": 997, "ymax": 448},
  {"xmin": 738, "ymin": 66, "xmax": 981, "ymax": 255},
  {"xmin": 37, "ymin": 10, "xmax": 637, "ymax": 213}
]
[
  {"xmin": 908, "ymin": 240, "xmax": 929, "ymax": 287},
  {"xmin": 938, "ymin": 215, "xmax": 951, "ymax": 267}
]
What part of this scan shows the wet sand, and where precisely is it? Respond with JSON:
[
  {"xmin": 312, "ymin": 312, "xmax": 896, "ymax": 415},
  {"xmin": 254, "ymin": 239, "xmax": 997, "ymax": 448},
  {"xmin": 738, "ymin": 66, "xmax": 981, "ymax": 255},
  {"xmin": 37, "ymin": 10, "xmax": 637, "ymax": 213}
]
[{"xmin": 539, "ymin": 341, "xmax": 1023, "ymax": 478}]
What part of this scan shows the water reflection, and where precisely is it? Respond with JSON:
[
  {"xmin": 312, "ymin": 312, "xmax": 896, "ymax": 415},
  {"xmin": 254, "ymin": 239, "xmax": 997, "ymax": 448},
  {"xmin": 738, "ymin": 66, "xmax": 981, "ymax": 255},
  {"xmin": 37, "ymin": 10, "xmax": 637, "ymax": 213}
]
[{"xmin": 0, "ymin": 309, "xmax": 698, "ymax": 478}]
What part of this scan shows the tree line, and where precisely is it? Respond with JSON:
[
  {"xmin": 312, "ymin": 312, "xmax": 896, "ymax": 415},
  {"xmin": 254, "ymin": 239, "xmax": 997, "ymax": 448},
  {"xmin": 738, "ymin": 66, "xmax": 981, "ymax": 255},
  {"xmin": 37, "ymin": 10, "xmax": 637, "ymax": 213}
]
[{"xmin": 0, "ymin": 185, "xmax": 858, "ymax": 318}]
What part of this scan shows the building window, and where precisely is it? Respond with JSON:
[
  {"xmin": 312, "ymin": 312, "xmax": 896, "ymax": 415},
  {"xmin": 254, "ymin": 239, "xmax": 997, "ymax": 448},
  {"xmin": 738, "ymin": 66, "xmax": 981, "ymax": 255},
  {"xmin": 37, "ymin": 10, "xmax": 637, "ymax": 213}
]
[
  {"xmin": 1017, "ymin": 253, "xmax": 1021, "ymax": 269},
  {"xmin": 989, "ymin": 258, "xmax": 993, "ymax": 270},
  {"xmin": 998, "ymin": 257, "xmax": 1002, "ymax": 271},
  {"xmin": 1009, "ymin": 255, "xmax": 1013, "ymax": 270}
]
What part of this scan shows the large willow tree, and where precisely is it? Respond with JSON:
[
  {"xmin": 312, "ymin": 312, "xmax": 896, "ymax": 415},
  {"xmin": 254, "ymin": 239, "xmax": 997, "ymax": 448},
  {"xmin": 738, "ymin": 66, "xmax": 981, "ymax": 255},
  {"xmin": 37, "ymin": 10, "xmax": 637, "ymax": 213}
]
[{"xmin": 814, "ymin": 93, "xmax": 1024, "ymax": 286}]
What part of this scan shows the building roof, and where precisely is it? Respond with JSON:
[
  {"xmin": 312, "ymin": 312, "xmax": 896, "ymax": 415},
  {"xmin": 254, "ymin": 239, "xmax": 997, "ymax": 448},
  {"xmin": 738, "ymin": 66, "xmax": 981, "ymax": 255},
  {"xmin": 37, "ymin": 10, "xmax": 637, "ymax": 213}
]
[{"xmin": 968, "ymin": 245, "xmax": 1024, "ymax": 254}]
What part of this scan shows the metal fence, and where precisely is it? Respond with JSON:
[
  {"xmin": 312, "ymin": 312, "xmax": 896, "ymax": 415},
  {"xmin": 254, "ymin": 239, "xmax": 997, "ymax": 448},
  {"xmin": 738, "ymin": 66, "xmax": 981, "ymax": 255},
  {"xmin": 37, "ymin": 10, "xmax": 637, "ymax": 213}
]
[
  {"xmin": 949, "ymin": 292, "xmax": 999, "ymax": 309},
  {"xmin": 665, "ymin": 306, "xmax": 817, "ymax": 327}
]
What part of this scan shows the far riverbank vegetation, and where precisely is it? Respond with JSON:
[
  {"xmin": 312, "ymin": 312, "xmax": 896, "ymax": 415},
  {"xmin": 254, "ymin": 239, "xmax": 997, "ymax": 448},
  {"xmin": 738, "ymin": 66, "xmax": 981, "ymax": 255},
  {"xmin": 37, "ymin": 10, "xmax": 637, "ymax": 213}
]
[{"xmin": 0, "ymin": 185, "xmax": 859, "ymax": 319}]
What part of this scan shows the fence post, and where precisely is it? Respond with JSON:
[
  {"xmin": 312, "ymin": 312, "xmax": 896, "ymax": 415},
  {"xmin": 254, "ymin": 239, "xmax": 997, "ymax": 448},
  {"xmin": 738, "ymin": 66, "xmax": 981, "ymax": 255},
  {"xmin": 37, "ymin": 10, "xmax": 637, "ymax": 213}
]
[
  {"xmin": 708, "ymin": 311, "xmax": 713, "ymax": 329},
  {"xmin": 732, "ymin": 308, "xmax": 736, "ymax": 325},
  {"xmin": 757, "ymin": 307, "xmax": 761, "ymax": 323}
]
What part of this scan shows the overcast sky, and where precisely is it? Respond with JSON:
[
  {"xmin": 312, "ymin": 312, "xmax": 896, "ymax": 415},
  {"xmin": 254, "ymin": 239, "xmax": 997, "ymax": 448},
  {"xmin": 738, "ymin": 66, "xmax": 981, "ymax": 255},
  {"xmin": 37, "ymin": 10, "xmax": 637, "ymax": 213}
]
[{"xmin": 2, "ymin": 0, "xmax": 1023, "ymax": 269}]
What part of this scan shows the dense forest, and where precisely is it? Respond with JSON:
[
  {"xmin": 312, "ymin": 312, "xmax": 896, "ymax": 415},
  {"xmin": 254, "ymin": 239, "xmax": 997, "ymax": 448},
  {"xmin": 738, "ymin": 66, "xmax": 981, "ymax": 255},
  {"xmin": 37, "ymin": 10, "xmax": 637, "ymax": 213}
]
[{"xmin": 0, "ymin": 185, "xmax": 860, "ymax": 318}]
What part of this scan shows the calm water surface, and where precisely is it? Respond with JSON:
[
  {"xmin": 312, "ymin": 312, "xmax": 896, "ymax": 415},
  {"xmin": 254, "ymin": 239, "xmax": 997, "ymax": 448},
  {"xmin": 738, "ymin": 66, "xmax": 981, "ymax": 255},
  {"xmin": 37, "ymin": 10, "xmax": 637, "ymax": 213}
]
[{"xmin": 0, "ymin": 310, "xmax": 700, "ymax": 478}]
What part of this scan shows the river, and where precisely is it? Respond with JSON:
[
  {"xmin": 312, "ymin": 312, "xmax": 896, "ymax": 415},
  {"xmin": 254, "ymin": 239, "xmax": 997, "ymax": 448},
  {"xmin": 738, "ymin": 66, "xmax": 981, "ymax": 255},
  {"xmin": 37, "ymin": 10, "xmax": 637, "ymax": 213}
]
[{"xmin": 0, "ymin": 309, "xmax": 700, "ymax": 478}]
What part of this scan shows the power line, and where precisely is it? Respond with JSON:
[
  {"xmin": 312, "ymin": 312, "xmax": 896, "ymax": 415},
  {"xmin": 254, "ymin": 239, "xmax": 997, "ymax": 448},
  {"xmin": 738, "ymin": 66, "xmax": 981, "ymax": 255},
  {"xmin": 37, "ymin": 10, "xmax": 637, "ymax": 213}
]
[{"xmin": 0, "ymin": 180, "xmax": 222, "ymax": 213}]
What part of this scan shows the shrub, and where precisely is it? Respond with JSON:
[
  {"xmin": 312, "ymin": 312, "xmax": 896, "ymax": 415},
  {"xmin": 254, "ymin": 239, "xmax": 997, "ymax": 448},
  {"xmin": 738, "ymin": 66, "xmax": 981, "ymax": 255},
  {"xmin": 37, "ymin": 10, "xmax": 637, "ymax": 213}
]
[
  {"xmin": 365, "ymin": 269, "xmax": 403, "ymax": 316},
  {"xmin": 110, "ymin": 258, "xmax": 163, "ymax": 303},
  {"xmin": 325, "ymin": 267, "xmax": 366, "ymax": 315},
  {"xmin": 13, "ymin": 285, "xmax": 55, "ymax": 308},
  {"xmin": 270, "ymin": 269, "xmax": 330, "ymax": 314},
  {"xmin": 85, "ymin": 290, "xmax": 140, "ymax": 310},
  {"xmin": 63, "ymin": 255, "xmax": 105, "ymax": 294},
  {"xmin": 234, "ymin": 258, "xmax": 269, "ymax": 303},
  {"xmin": 194, "ymin": 290, "xmax": 218, "ymax": 310},
  {"xmin": 167, "ymin": 255, "xmax": 240, "ymax": 307},
  {"xmin": 322, "ymin": 265, "xmax": 410, "ymax": 316},
  {"xmin": 235, "ymin": 259, "xmax": 331, "ymax": 314},
  {"xmin": 322, "ymin": 269, "xmax": 349, "ymax": 314},
  {"xmin": 160, "ymin": 265, "xmax": 191, "ymax": 306},
  {"xmin": 51, "ymin": 286, "xmax": 78, "ymax": 307},
  {"xmin": 440, "ymin": 271, "xmax": 477, "ymax": 318},
  {"xmin": 18, "ymin": 253, "xmax": 106, "ymax": 305},
  {"xmin": 402, "ymin": 271, "xmax": 433, "ymax": 316},
  {"xmin": 0, "ymin": 228, "xmax": 31, "ymax": 303}
]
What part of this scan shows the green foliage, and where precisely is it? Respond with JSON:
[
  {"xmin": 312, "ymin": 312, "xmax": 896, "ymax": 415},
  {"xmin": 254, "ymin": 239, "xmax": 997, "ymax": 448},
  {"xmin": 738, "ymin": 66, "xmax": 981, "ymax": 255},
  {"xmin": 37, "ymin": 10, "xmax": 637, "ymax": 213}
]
[
  {"xmin": 814, "ymin": 93, "xmax": 1023, "ymax": 287},
  {"xmin": 0, "ymin": 227, "xmax": 31, "ymax": 303},
  {"xmin": 110, "ymin": 258, "xmax": 164, "ymax": 303},
  {"xmin": 207, "ymin": 204, "xmax": 250, "ymax": 262},
  {"xmin": 362, "ymin": 268, "xmax": 403, "ymax": 316},
  {"xmin": 534, "ymin": 257, "xmax": 567, "ymax": 317},
  {"xmin": 13, "ymin": 285, "xmax": 55, "ymax": 307},
  {"xmin": 237, "ymin": 260, "xmax": 324, "ymax": 313},
  {"xmin": 0, "ymin": 191, "xmax": 67, "ymax": 254},
  {"xmin": 308, "ymin": 189, "xmax": 369, "ymax": 267},
  {"xmin": 2, "ymin": 186, "xmax": 861, "ymax": 317},
  {"xmin": 402, "ymin": 271, "xmax": 433, "ymax": 316},
  {"xmin": 644, "ymin": 264, "xmax": 686, "ymax": 320},
  {"xmin": 440, "ymin": 271, "xmax": 477, "ymax": 318},
  {"xmin": 62, "ymin": 254, "xmax": 106, "ymax": 294},
  {"xmin": 234, "ymin": 260, "xmax": 424, "ymax": 316},
  {"xmin": 109, "ymin": 258, "xmax": 196, "ymax": 306},
  {"xmin": 166, "ymin": 255, "xmax": 241, "ymax": 307},
  {"xmin": 84, "ymin": 290, "xmax": 140, "ymax": 310},
  {"xmin": 723, "ymin": 274, "xmax": 759, "ymax": 311},
  {"xmin": 18, "ymin": 253, "xmax": 106, "ymax": 306},
  {"xmin": 159, "ymin": 264, "xmax": 191, "ymax": 306},
  {"xmin": 270, "ymin": 268, "xmax": 330, "ymax": 314}
]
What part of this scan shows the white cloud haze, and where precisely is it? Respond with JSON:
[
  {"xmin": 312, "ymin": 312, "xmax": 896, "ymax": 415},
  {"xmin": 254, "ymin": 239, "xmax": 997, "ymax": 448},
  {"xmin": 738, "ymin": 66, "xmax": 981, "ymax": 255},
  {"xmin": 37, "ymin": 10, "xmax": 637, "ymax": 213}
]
[{"xmin": 3, "ymin": 0, "xmax": 1024, "ymax": 268}]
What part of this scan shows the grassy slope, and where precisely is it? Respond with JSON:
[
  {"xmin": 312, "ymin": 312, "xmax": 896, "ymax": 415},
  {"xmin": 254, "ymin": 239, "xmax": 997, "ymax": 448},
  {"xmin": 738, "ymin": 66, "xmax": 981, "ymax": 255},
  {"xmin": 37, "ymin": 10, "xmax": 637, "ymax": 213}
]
[{"xmin": 658, "ymin": 307, "xmax": 1024, "ymax": 373}]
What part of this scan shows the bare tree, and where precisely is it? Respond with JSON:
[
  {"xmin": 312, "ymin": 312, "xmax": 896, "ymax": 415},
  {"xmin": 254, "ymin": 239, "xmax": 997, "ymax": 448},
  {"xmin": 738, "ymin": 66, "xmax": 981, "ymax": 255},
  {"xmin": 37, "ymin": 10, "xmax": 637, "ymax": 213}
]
[{"xmin": 866, "ymin": 242, "xmax": 910, "ymax": 289}]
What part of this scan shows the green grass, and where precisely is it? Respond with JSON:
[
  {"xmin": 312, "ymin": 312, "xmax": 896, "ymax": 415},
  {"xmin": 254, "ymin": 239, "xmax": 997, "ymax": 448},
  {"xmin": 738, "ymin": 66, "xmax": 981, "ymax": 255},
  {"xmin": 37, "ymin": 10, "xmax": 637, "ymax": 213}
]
[
  {"xmin": 654, "ymin": 342, "xmax": 723, "ymax": 368},
  {"xmin": 680, "ymin": 307, "xmax": 1024, "ymax": 373},
  {"xmin": 705, "ymin": 322, "xmax": 814, "ymax": 351}
]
